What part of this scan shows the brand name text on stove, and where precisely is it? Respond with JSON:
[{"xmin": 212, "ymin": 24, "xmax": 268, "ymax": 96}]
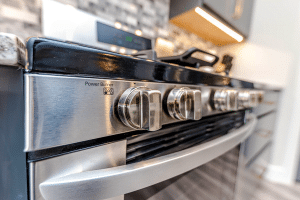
[{"xmin": 85, "ymin": 81, "xmax": 113, "ymax": 87}]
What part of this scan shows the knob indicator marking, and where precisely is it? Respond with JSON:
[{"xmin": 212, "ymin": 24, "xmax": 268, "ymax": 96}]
[
  {"xmin": 167, "ymin": 87, "xmax": 202, "ymax": 120},
  {"xmin": 118, "ymin": 87, "xmax": 162, "ymax": 131}
]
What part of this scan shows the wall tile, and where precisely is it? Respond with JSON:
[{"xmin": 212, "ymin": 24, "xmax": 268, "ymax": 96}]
[
  {"xmin": 0, "ymin": 0, "xmax": 42, "ymax": 41},
  {"xmin": 141, "ymin": 15, "xmax": 155, "ymax": 27},
  {"xmin": 141, "ymin": 26, "xmax": 155, "ymax": 38},
  {"xmin": 0, "ymin": 0, "xmax": 218, "ymax": 56},
  {"xmin": 1, "ymin": 0, "xmax": 22, "ymax": 8},
  {"xmin": 54, "ymin": 0, "xmax": 77, "ymax": 7},
  {"xmin": 121, "ymin": 1, "xmax": 138, "ymax": 14},
  {"xmin": 126, "ymin": 15, "xmax": 138, "ymax": 26}
]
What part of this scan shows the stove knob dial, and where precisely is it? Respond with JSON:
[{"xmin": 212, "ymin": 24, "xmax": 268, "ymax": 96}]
[
  {"xmin": 118, "ymin": 87, "xmax": 162, "ymax": 131},
  {"xmin": 257, "ymin": 90, "xmax": 265, "ymax": 104},
  {"xmin": 238, "ymin": 90, "xmax": 251, "ymax": 108},
  {"xmin": 167, "ymin": 87, "xmax": 202, "ymax": 120},
  {"xmin": 214, "ymin": 90, "xmax": 238, "ymax": 111},
  {"xmin": 249, "ymin": 90, "xmax": 260, "ymax": 107}
]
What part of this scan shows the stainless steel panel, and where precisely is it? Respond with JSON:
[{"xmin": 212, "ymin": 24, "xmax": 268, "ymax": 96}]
[
  {"xmin": 32, "ymin": 140, "xmax": 126, "ymax": 200},
  {"xmin": 29, "ymin": 162, "xmax": 35, "ymax": 200},
  {"xmin": 39, "ymin": 114, "xmax": 257, "ymax": 200},
  {"xmin": 235, "ymin": 143, "xmax": 271, "ymax": 200},
  {"xmin": 125, "ymin": 146, "xmax": 240, "ymax": 200},
  {"xmin": 105, "ymin": 196, "xmax": 124, "ymax": 200},
  {"xmin": 253, "ymin": 90, "xmax": 280, "ymax": 116},
  {"xmin": 244, "ymin": 113, "xmax": 276, "ymax": 162},
  {"xmin": 25, "ymin": 73, "xmax": 253, "ymax": 151}
]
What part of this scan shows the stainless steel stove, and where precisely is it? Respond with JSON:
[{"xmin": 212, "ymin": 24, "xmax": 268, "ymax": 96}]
[{"xmin": 0, "ymin": 33, "xmax": 279, "ymax": 200}]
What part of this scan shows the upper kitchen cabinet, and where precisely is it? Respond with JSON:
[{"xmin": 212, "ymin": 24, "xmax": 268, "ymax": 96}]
[
  {"xmin": 204, "ymin": 0, "xmax": 255, "ymax": 36},
  {"xmin": 169, "ymin": 0, "xmax": 255, "ymax": 46}
]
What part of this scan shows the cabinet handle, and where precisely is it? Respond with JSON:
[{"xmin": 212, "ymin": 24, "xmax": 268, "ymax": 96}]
[{"xmin": 232, "ymin": 0, "xmax": 245, "ymax": 20}]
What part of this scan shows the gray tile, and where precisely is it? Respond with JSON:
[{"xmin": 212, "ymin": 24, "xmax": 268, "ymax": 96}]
[
  {"xmin": 0, "ymin": 0, "xmax": 219, "ymax": 58},
  {"xmin": 1, "ymin": 0, "xmax": 21, "ymax": 8},
  {"xmin": 54, "ymin": 0, "xmax": 78, "ymax": 7}
]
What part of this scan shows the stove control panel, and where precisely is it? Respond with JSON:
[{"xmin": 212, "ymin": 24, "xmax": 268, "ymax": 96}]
[
  {"xmin": 118, "ymin": 86, "xmax": 264, "ymax": 131},
  {"xmin": 25, "ymin": 74, "xmax": 268, "ymax": 152},
  {"xmin": 118, "ymin": 87, "xmax": 162, "ymax": 131},
  {"xmin": 167, "ymin": 88, "xmax": 202, "ymax": 120}
]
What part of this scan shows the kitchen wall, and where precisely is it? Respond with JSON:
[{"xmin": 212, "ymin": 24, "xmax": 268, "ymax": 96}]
[
  {"xmin": 219, "ymin": 0, "xmax": 300, "ymax": 185},
  {"xmin": 0, "ymin": 0, "xmax": 42, "ymax": 40},
  {"xmin": 0, "ymin": 0, "xmax": 218, "ymax": 56},
  {"xmin": 218, "ymin": 1, "xmax": 294, "ymax": 88}
]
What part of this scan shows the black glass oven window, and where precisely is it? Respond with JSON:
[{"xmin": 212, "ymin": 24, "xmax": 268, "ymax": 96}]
[{"xmin": 96, "ymin": 22, "xmax": 152, "ymax": 50}]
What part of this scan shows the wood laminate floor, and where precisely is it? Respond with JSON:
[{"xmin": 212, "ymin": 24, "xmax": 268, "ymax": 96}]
[
  {"xmin": 249, "ymin": 180, "xmax": 300, "ymax": 200},
  {"xmin": 126, "ymin": 146, "xmax": 300, "ymax": 200}
]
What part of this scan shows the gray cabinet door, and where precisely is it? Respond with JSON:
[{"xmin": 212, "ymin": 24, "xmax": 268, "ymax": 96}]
[{"xmin": 203, "ymin": 0, "xmax": 255, "ymax": 36}]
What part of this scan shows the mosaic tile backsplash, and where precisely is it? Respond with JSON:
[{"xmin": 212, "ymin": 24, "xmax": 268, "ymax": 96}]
[{"xmin": 0, "ymin": 0, "xmax": 218, "ymax": 56}]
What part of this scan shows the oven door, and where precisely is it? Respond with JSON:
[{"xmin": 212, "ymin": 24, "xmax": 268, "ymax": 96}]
[{"xmin": 38, "ymin": 113, "xmax": 257, "ymax": 200}]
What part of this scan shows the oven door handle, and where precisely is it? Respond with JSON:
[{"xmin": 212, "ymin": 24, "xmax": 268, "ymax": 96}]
[{"xmin": 39, "ymin": 114, "xmax": 257, "ymax": 200}]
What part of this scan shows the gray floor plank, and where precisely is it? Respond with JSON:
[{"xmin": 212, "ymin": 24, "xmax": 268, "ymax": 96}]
[{"xmin": 251, "ymin": 180, "xmax": 300, "ymax": 200}]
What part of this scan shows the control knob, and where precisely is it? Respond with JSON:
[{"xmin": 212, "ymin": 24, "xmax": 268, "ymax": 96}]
[
  {"xmin": 118, "ymin": 87, "xmax": 162, "ymax": 131},
  {"xmin": 167, "ymin": 87, "xmax": 202, "ymax": 120},
  {"xmin": 238, "ymin": 90, "xmax": 264, "ymax": 108},
  {"xmin": 214, "ymin": 89, "xmax": 238, "ymax": 111},
  {"xmin": 238, "ymin": 90, "xmax": 251, "ymax": 108},
  {"xmin": 257, "ymin": 90, "xmax": 265, "ymax": 104},
  {"xmin": 249, "ymin": 90, "xmax": 259, "ymax": 107}
]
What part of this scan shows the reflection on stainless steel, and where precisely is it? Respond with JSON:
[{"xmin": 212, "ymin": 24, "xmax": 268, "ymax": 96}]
[
  {"xmin": 238, "ymin": 90, "xmax": 265, "ymax": 109},
  {"xmin": 118, "ymin": 87, "xmax": 162, "ymax": 131},
  {"xmin": 235, "ymin": 142, "xmax": 272, "ymax": 200},
  {"xmin": 167, "ymin": 87, "xmax": 202, "ymax": 120},
  {"xmin": 214, "ymin": 90, "xmax": 227, "ymax": 111},
  {"xmin": 228, "ymin": 90, "xmax": 239, "ymax": 110},
  {"xmin": 29, "ymin": 163, "xmax": 35, "ymax": 200},
  {"xmin": 249, "ymin": 90, "xmax": 259, "ymax": 107},
  {"xmin": 125, "ymin": 146, "xmax": 240, "ymax": 200},
  {"xmin": 214, "ymin": 89, "xmax": 238, "ymax": 111},
  {"xmin": 98, "ymin": 56, "xmax": 120, "ymax": 72},
  {"xmin": 39, "ymin": 114, "xmax": 257, "ymax": 200},
  {"xmin": 257, "ymin": 90, "xmax": 265, "ymax": 103},
  {"xmin": 25, "ymin": 73, "xmax": 261, "ymax": 151},
  {"xmin": 33, "ymin": 141, "xmax": 126, "ymax": 200},
  {"xmin": 238, "ymin": 90, "xmax": 251, "ymax": 108},
  {"xmin": 243, "ymin": 113, "xmax": 276, "ymax": 164},
  {"xmin": 255, "ymin": 129, "xmax": 272, "ymax": 138}
]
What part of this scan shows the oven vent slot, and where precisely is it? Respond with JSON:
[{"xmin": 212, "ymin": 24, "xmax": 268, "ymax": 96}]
[{"xmin": 126, "ymin": 111, "xmax": 245, "ymax": 164}]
